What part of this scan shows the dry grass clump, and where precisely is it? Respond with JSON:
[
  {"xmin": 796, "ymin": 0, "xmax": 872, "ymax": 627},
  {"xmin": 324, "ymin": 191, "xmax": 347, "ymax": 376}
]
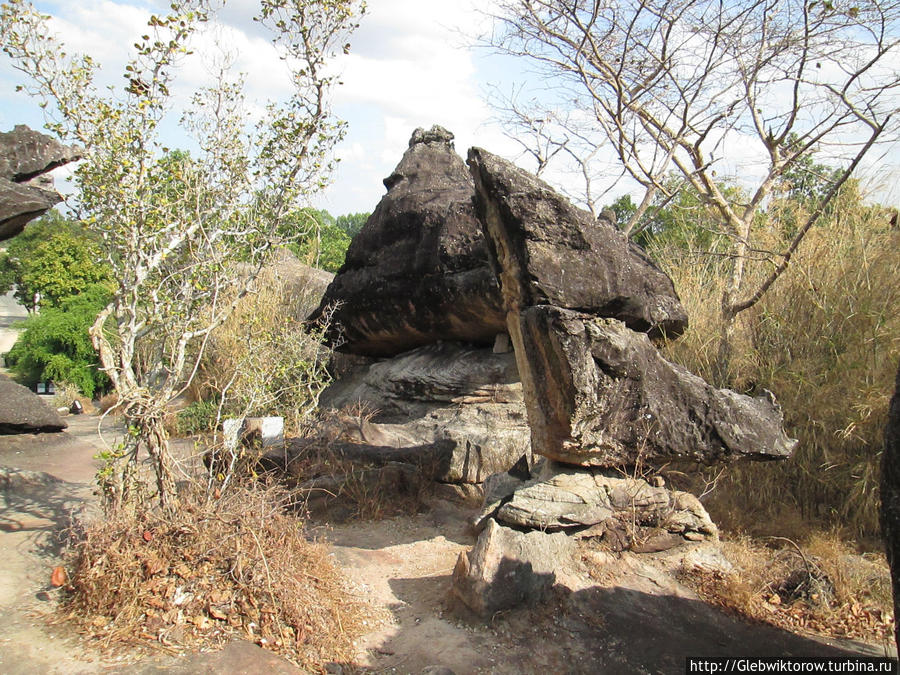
[
  {"xmin": 188, "ymin": 250, "xmax": 334, "ymax": 435},
  {"xmin": 653, "ymin": 200, "xmax": 898, "ymax": 539},
  {"xmin": 678, "ymin": 532, "xmax": 894, "ymax": 644},
  {"xmin": 56, "ymin": 483, "xmax": 376, "ymax": 669}
]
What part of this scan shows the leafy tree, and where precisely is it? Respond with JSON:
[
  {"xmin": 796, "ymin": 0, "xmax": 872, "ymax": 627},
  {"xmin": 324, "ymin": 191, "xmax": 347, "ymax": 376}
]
[
  {"xmin": 486, "ymin": 0, "xmax": 900, "ymax": 382},
  {"xmin": 335, "ymin": 211, "xmax": 369, "ymax": 238},
  {"xmin": 1, "ymin": 0, "xmax": 363, "ymax": 510},
  {"xmin": 289, "ymin": 208, "xmax": 352, "ymax": 272},
  {"xmin": 6, "ymin": 283, "xmax": 110, "ymax": 397},
  {"xmin": 0, "ymin": 210, "xmax": 110, "ymax": 312}
]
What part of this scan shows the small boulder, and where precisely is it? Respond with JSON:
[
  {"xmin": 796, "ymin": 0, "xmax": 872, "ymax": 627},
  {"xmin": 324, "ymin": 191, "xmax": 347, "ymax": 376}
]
[{"xmin": 450, "ymin": 518, "xmax": 573, "ymax": 617}]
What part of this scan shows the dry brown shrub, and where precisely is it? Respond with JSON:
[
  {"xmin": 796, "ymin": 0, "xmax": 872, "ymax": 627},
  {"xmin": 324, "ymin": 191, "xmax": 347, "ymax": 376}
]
[
  {"xmin": 654, "ymin": 199, "xmax": 899, "ymax": 540},
  {"xmin": 56, "ymin": 483, "xmax": 378, "ymax": 669},
  {"xmin": 186, "ymin": 252, "xmax": 334, "ymax": 436},
  {"xmin": 96, "ymin": 392, "xmax": 119, "ymax": 414},
  {"xmin": 678, "ymin": 532, "xmax": 894, "ymax": 645}
]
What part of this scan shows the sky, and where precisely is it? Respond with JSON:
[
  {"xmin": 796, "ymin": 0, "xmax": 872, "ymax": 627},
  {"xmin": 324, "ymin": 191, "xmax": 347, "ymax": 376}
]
[
  {"xmin": 1, "ymin": 0, "xmax": 897, "ymax": 217},
  {"xmin": 0, "ymin": 0, "xmax": 527, "ymax": 216}
]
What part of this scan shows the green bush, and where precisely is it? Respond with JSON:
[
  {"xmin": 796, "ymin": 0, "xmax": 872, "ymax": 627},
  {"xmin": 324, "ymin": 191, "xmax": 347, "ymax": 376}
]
[
  {"xmin": 5, "ymin": 283, "xmax": 111, "ymax": 398},
  {"xmin": 175, "ymin": 399, "xmax": 221, "ymax": 436}
]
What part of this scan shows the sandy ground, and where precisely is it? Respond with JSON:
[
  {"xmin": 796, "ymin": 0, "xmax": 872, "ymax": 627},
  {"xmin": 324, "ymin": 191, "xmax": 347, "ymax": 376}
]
[{"xmin": 0, "ymin": 416, "xmax": 895, "ymax": 674}]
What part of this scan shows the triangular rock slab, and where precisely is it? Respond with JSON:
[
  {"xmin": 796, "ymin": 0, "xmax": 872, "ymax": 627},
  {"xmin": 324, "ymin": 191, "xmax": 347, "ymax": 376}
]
[
  {"xmin": 467, "ymin": 146, "xmax": 687, "ymax": 338},
  {"xmin": 514, "ymin": 306, "xmax": 796, "ymax": 467},
  {"xmin": 310, "ymin": 127, "xmax": 505, "ymax": 356}
]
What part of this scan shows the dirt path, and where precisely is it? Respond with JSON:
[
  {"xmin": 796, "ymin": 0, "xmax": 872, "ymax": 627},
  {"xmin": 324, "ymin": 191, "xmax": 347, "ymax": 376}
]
[{"xmin": 0, "ymin": 417, "xmax": 894, "ymax": 674}]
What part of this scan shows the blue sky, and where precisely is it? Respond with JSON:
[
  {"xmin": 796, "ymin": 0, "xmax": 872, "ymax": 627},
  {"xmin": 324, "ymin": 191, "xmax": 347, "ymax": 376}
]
[
  {"xmin": 0, "ymin": 0, "xmax": 528, "ymax": 216},
  {"xmin": 2, "ymin": 0, "xmax": 898, "ymax": 216}
]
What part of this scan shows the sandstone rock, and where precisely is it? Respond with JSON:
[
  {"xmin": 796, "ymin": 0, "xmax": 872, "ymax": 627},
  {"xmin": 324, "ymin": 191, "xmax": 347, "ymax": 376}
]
[
  {"xmin": 317, "ymin": 342, "xmax": 531, "ymax": 483},
  {"xmin": 477, "ymin": 461, "xmax": 717, "ymax": 543},
  {"xmin": 0, "ymin": 125, "xmax": 81, "ymax": 241},
  {"xmin": 468, "ymin": 146, "xmax": 687, "ymax": 338},
  {"xmin": 309, "ymin": 126, "xmax": 505, "ymax": 356},
  {"xmin": 512, "ymin": 306, "xmax": 796, "ymax": 467},
  {"xmin": 450, "ymin": 518, "xmax": 573, "ymax": 617},
  {"xmin": 0, "ymin": 374, "xmax": 67, "ymax": 434},
  {"xmin": 881, "ymin": 363, "xmax": 900, "ymax": 649}
]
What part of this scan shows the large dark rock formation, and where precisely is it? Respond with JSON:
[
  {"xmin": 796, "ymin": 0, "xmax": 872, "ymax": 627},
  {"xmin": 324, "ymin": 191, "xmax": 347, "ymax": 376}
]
[
  {"xmin": 467, "ymin": 147, "xmax": 795, "ymax": 468},
  {"xmin": 881, "ymin": 363, "xmax": 900, "ymax": 649},
  {"xmin": 468, "ymin": 146, "xmax": 687, "ymax": 338},
  {"xmin": 0, "ymin": 125, "xmax": 81, "ymax": 241},
  {"xmin": 308, "ymin": 342, "xmax": 530, "ymax": 484},
  {"xmin": 309, "ymin": 126, "xmax": 505, "ymax": 357},
  {"xmin": 0, "ymin": 375, "xmax": 67, "ymax": 434},
  {"xmin": 514, "ymin": 307, "xmax": 796, "ymax": 467}
]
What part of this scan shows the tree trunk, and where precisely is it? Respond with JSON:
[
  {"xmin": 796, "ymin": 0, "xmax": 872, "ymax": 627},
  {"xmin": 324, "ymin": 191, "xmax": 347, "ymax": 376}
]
[{"xmin": 141, "ymin": 414, "xmax": 177, "ymax": 511}]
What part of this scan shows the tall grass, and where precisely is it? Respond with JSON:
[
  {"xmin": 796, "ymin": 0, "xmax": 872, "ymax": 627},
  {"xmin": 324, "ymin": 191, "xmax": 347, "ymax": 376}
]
[{"xmin": 653, "ymin": 199, "xmax": 899, "ymax": 541}]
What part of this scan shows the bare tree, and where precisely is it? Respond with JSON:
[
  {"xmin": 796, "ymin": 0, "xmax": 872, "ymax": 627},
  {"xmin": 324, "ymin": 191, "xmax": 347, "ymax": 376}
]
[
  {"xmin": 1, "ymin": 0, "xmax": 363, "ymax": 510},
  {"xmin": 485, "ymin": 0, "xmax": 900, "ymax": 380}
]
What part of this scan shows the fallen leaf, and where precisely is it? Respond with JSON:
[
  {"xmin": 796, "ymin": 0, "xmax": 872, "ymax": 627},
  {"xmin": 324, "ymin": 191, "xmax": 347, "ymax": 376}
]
[
  {"xmin": 50, "ymin": 566, "xmax": 67, "ymax": 587},
  {"xmin": 143, "ymin": 530, "xmax": 153, "ymax": 542}
]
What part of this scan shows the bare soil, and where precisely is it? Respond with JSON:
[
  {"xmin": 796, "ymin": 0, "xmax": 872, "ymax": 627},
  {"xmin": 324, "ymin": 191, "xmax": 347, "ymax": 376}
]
[{"xmin": 0, "ymin": 416, "xmax": 895, "ymax": 674}]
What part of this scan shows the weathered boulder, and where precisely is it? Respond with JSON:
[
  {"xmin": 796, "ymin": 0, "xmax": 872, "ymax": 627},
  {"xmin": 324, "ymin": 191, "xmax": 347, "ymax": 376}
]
[
  {"xmin": 0, "ymin": 125, "xmax": 81, "ymax": 241},
  {"xmin": 511, "ymin": 308, "xmax": 796, "ymax": 467},
  {"xmin": 881, "ymin": 363, "xmax": 900, "ymax": 649},
  {"xmin": 477, "ymin": 460, "xmax": 717, "ymax": 545},
  {"xmin": 450, "ymin": 518, "xmax": 573, "ymax": 618},
  {"xmin": 309, "ymin": 126, "xmax": 505, "ymax": 356},
  {"xmin": 312, "ymin": 342, "xmax": 531, "ymax": 484},
  {"xmin": 468, "ymin": 146, "xmax": 688, "ymax": 338},
  {"xmin": 0, "ymin": 374, "xmax": 67, "ymax": 434}
]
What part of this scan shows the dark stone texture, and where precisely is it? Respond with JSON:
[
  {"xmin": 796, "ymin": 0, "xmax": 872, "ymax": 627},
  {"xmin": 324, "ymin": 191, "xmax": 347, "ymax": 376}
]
[
  {"xmin": 314, "ymin": 342, "xmax": 531, "ymax": 483},
  {"xmin": 309, "ymin": 126, "xmax": 505, "ymax": 357},
  {"xmin": 467, "ymin": 146, "xmax": 688, "ymax": 338},
  {"xmin": 0, "ymin": 125, "xmax": 81, "ymax": 241},
  {"xmin": 512, "ymin": 307, "xmax": 796, "ymax": 467},
  {"xmin": 0, "ymin": 375, "xmax": 67, "ymax": 434},
  {"xmin": 881, "ymin": 363, "xmax": 900, "ymax": 650}
]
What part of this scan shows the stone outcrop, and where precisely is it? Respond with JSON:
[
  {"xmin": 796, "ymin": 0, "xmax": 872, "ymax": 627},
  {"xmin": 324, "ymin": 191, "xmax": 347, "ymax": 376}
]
[
  {"xmin": 513, "ymin": 307, "xmax": 796, "ymax": 467},
  {"xmin": 448, "ymin": 145, "xmax": 796, "ymax": 616},
  {"xmin": 467, "ymin": 147, "xmax": 796, "ymax": 468},
  {"xmin": 0, "ymin": 125, "xmax": 81, "ymax": 241},
  {"xmin": 881, "ymin": 363, "xmax": 900, "ymax": 649},
  {"xmin": 309, "ymin": 126, "xmax": 505, "ymax": 357},
  {"xmin": 468, "ymin": 146, "xmax": 687, "ymax": 338},
  {"xmin": 476, "ymin": 459, "xmax": 716, "ymax": 549},
  {"xmin": 450, "ymin": 518, "xmax": 574, "ymax": 617},
  {"xmin": 300, "ymin": 342, "xmax": 531, "ymax": 485},
  {"xmin": 0, "ymin": 374, "xmax": 67, "ymax": 434}
]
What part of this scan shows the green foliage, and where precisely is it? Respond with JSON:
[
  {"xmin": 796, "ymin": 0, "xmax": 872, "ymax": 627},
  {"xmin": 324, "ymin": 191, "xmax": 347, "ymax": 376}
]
[
  {"xmin": 0, "ymin": 210, "xmax": 111, "ymax": 312},
  {"xmin": 5, "ymin": 283, "xmax": 110, "ymax": 397},
  {"xmin": 1, "ymin": 0, "xmax": 363, "ymax": 509},
  {"xmin": 175, "ymin": 399, "xmax": 220, "ymax": 436},
  {"xmin": 335, "ymin": 211, "xmax": 369, "ymax": 238},
  {"xmin": 288, "ymin": 208, "xmax": 351, "ymax": 272}
]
